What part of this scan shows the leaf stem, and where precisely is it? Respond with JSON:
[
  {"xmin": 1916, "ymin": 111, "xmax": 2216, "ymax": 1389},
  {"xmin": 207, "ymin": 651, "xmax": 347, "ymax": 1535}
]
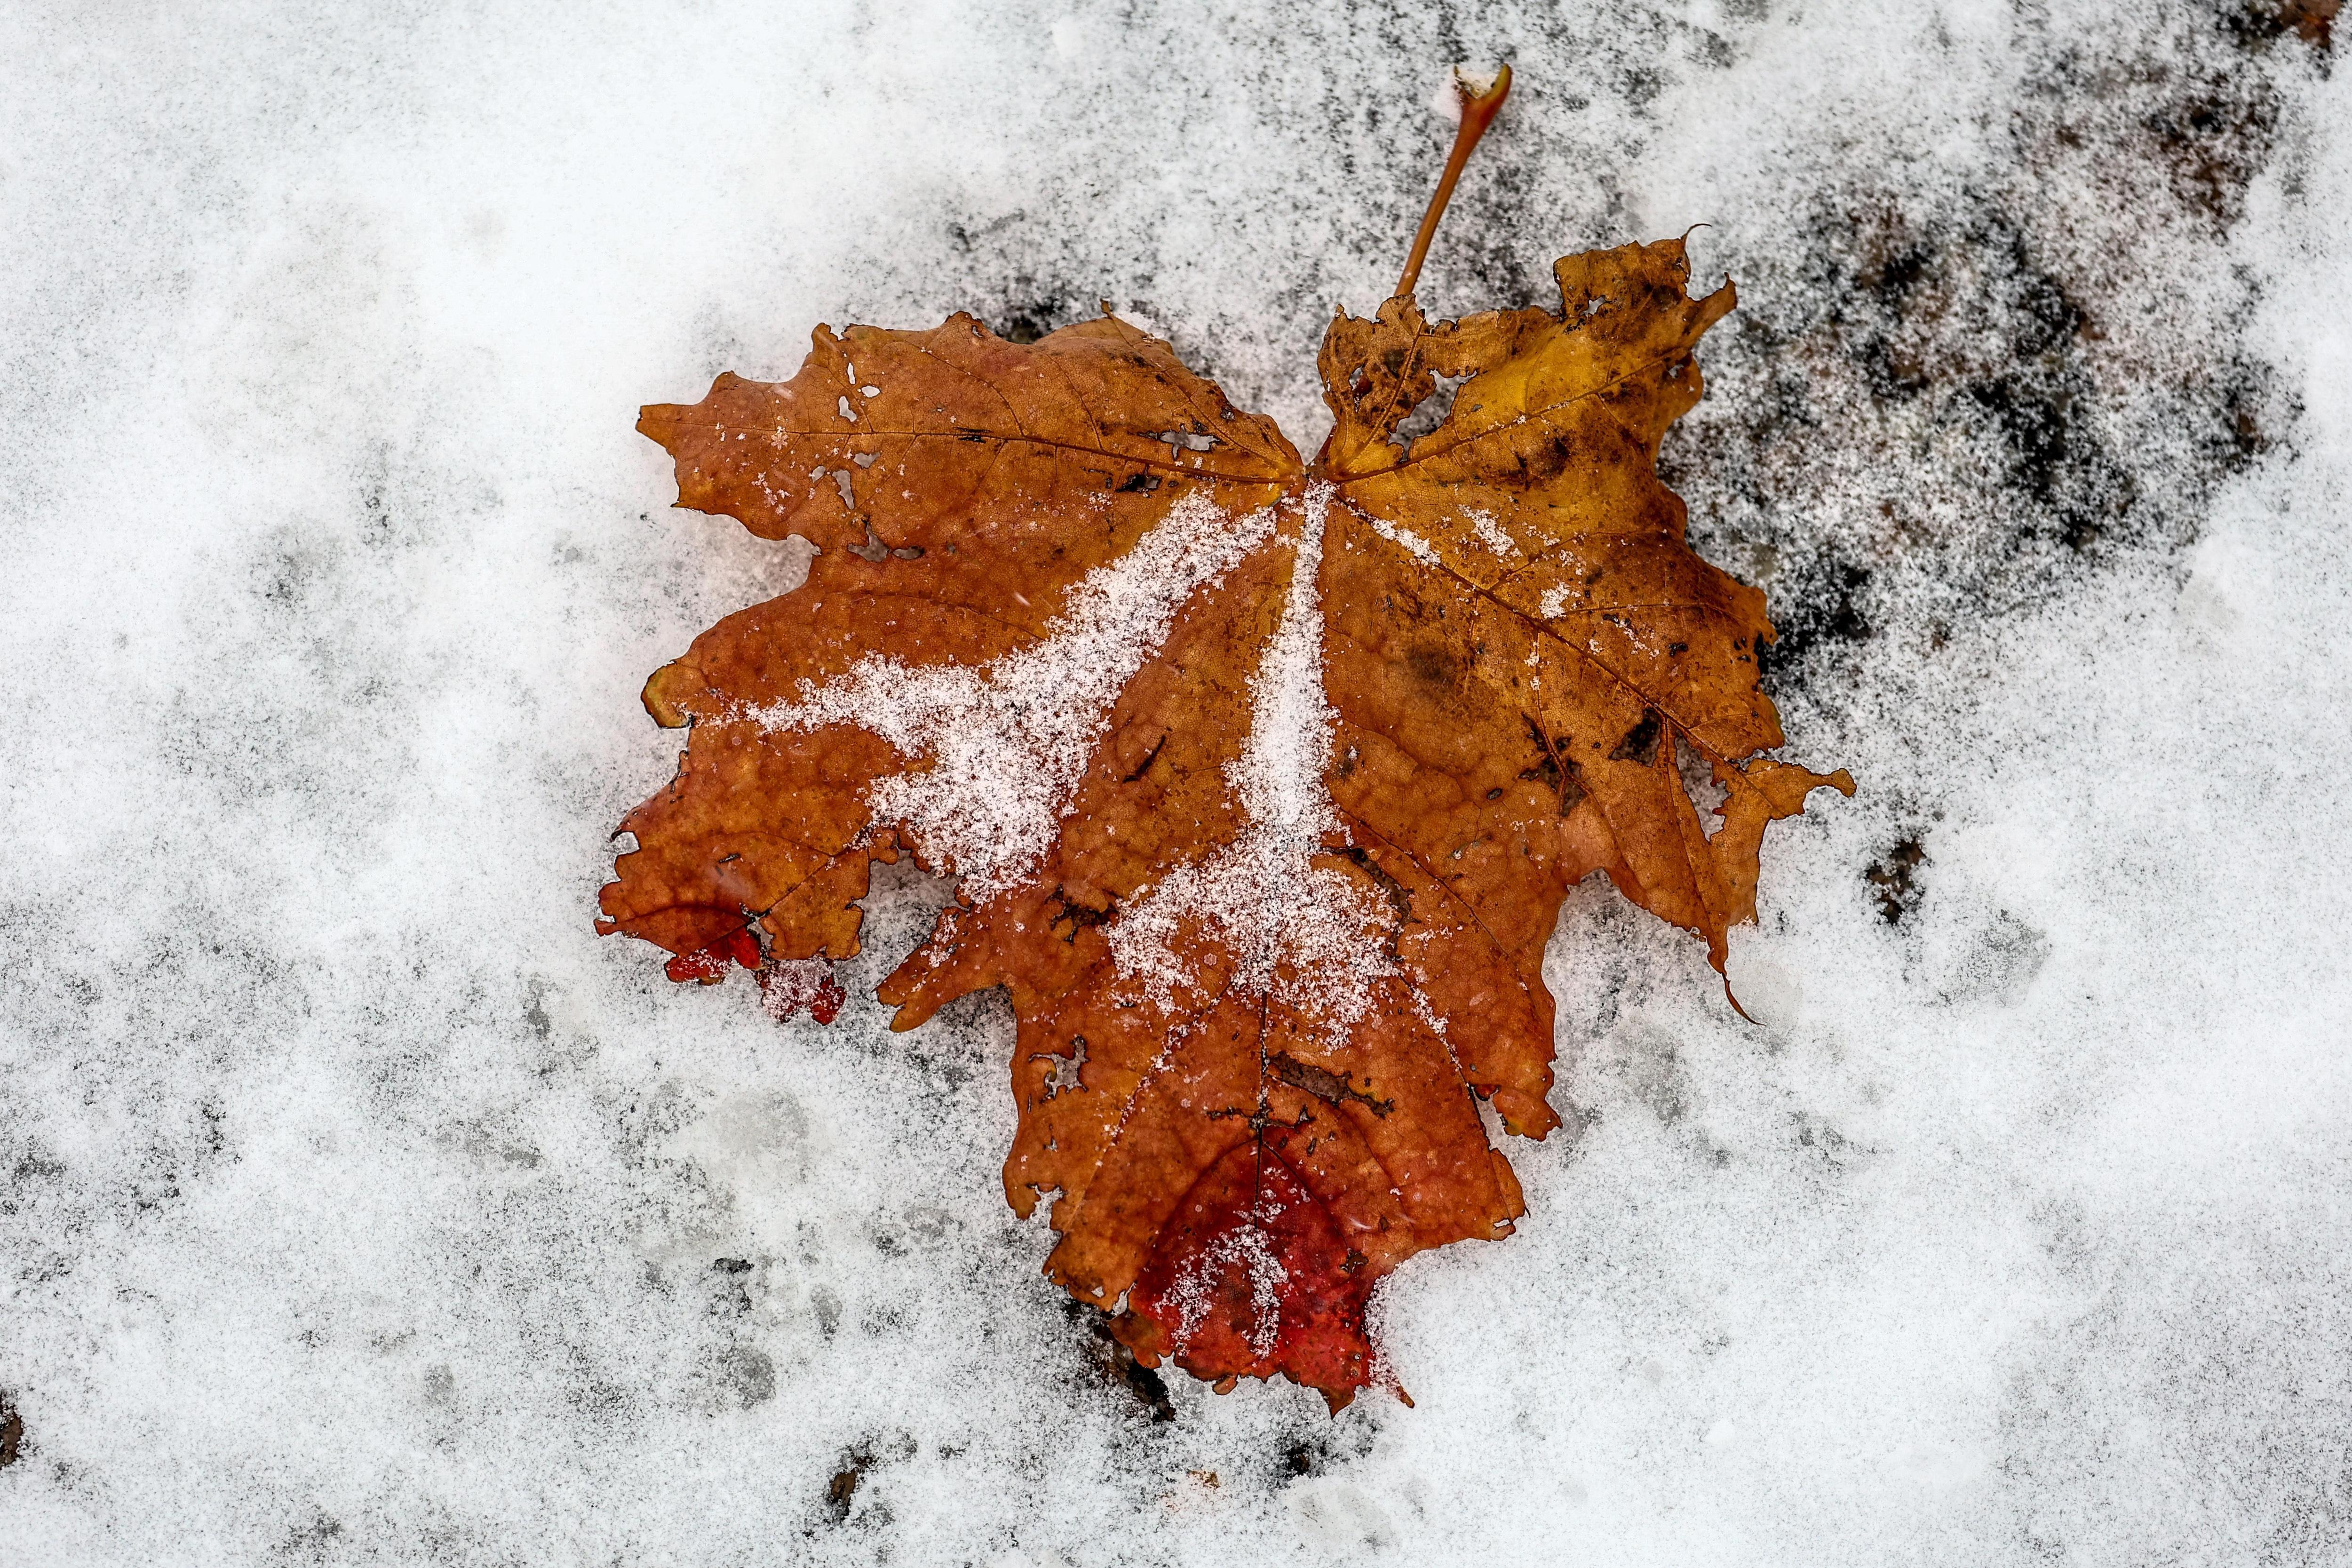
[{"xmin": 1394, "ymin": 64, "xmax": 1514, "ymax": 302}]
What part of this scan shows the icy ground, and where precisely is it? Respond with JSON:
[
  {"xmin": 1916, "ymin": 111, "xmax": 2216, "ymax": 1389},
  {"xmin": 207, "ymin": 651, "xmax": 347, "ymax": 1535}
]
[{"xmin": 5, "ymin": 2, "xmax": 2351, "ymax": 1562}]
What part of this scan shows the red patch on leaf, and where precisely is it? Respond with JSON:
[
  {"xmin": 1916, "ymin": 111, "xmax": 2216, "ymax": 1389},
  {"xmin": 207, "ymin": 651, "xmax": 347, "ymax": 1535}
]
[
  {"xmin": 1113, "ymin": 1130, "xmax": 1389, "ymax": 1412},
  {"xmin": 664, "ymin": 927, "xmax": 761, "ymax": 984}
]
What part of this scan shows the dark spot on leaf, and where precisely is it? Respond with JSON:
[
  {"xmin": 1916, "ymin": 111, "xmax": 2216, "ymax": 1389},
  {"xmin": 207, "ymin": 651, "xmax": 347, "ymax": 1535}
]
[
  {"xmin": 1521, "ymin": 433, "xmax": 1575, "ymax": 484},
  {"xmin": 1119, "ymin": 732, "xmax": 1168, "ymax": 784},
  {"xmin": 1270, "ymin": 1051, "xmax": 1394, "ymax": 1117},
  {"xmin": 1609, "ymin": 709, "xmax": 1663, "ymax": 766},
  {"xmin": 1406, "ymin": 645, "xmax": 1459, "ymax": 691},
  {"xmin": 1520, "ymin": 716, "xmax": 1587, "ymax": 813},
  {"xmin": 1049, "ymin": 887, "xmax": 1116, "ymax": 942}
]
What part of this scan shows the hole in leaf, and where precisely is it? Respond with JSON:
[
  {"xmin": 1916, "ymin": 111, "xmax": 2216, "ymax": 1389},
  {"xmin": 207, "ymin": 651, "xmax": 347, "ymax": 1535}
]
[
  {"xmin": 1675, "ymin": 735, "xmax": 1728, "ymax": 836},
  {"xmin": 1392, "ymin": 372, "xmax": 1468, "ymax": 446},
  {"xmin": 1033, "ymin": 1034, "xmax": 1088, "ymax": 1098},
  {"xmin": 1609, "ymin": 709, "xmax": 1663, "ymax": 767}
]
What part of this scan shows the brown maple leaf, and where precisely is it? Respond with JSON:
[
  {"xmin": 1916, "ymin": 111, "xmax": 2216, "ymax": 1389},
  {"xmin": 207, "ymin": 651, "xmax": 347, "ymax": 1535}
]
[{"xmin": 599, "ymin": 67, "xmax": 1852, "ymax": 1410}]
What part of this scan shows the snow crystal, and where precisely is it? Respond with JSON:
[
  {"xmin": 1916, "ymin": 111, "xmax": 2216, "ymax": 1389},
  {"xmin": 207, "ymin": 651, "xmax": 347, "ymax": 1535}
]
[
  {"xmin": 1366, "ymin": 514, "xmax": 1439, "ymax": 566},
  {"xmin": 1167, "ymin": 1226, "xmax": 1289, "ymax": 1361},
  {"xmin": 1466, "ymin": 507, "xmax": 1514, "ymax": 557}
]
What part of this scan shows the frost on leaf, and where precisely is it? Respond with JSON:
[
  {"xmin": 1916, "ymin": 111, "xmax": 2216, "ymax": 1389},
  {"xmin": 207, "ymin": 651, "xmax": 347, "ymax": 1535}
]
[{"xmin": 599, "ymin": 238, "xmax": 1852, "ymax": 1411}]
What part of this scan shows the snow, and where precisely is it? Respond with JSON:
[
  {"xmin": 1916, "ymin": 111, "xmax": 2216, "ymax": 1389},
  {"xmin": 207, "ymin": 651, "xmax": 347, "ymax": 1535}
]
[
  {"xmin": 1430, "ymin": 64, "xmax": 1506, "ymax": 124},
  {"xmin": 4, "ymin": 2, "xmax": 2351, "ymax": 1564},
  {"xmin": 756, "ymin": 489, "xmax": 1272, "ymax": 900},
  {"xmin": 1169, "ymin": 1228, "xmax": 1289, "ymax": 1364},
  {"xmin": 1106, "ymin": 483, "xmax": 1393, "ymax": 1028},
  {"xmin": 1366, "ymin": 515, "xmax": 1441, "ymax": 566}
]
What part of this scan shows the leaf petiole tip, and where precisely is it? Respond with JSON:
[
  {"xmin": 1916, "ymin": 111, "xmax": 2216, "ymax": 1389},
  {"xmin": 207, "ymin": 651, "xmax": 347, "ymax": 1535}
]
[{"xmin": 1395, "ymin": 62, "xmax": 1514, "ymax": 302}]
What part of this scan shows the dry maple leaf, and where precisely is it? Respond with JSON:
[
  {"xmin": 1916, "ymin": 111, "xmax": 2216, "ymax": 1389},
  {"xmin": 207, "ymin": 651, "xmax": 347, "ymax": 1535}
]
[{"xmin": 600, "ymin": 68, "xmax": 1852, "ymax": 1411}]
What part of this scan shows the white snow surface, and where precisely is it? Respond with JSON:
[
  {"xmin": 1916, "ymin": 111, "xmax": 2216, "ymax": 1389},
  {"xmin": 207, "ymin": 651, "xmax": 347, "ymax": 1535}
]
[{"xmin": 4, "ymin": 3, "xmax": 2352, "ymax": 1565}]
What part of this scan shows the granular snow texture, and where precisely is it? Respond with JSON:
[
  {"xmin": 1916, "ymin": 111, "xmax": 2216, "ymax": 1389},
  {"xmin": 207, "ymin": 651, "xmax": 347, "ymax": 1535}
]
[{"xmin": 4, "ymin": 2, "xmax": 2351, "ymax": 1563}]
